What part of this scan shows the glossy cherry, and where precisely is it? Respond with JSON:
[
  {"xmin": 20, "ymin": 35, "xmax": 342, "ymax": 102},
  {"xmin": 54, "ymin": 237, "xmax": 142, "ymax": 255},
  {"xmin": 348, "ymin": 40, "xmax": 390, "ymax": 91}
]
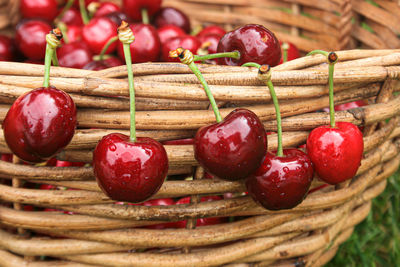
[
  {"xmin": 246, "ymin": 149, "xmax": 313, "ymax": 210},
  {"xmin": 217, "ymin": 24, "xmax": 281, "ymax": 66},
  {"xmin": 194, "ymin": 108, "xmax": 267, "ymax": 181},
  {"xmin": 63, "ymin": 25, "xmax": 83, "ymax": 44},
  {"xmin": 57, "ymin": 42, "xmax": 93, "ymax": 69},
  {"xmin": 59, "ymin": 8, "xmax": 84, "ymax": 26},
  {"xmin": 161, "ymin": 35, "xmax": 201, "ymax": 62},
  {"xmin": 153, "ymin": 7, "xmax": 191, "ymax": 33},
  {"xmin": 157, "ymin": 25, "xmax": 185, "ymax": 44},
  {"xmin": 93, "ymin": 2, "xmax": 120, "ymax": 17},
  {"xmin": 278, "ymin": 41, "xmax": 300, "ymax": 64},
  {"xmin": 196, "ymin": 25, "xmax": 226, "ymax": 38},
  {"xmin": 15, "ymin": 20, "xmax": 52, "ymax": 60},
  {"xmin": 162, "ymin": 138, "xmax": 194, "ymax": 145},
  {"xmin": 198, "ymin": 33, "xmax": 222, "ymax": 55},
  {"xmin": 123, "ymin": 0, "xmax": 162, "ymax": 21},
  {"xmin": 0, "ymin": 35, "xmax": 14, "ymax": 61},
  {"xmin": 82, "ymin": 17, "xmax": 118, "ymax": 55},
  {"xmin": 93, "ymin": 134, "xmax": 168, "ymax": 202},
  {"xmin": 20, "ymin": 0, "xmax": 58, "ymax": 21},
  {"xmin": 306, "ymin": 122, "xmax": 363, "ymax": 185},
  {"xmin": 106, "ymin": 11, "xmax": 130, "ymax": 26},
  {"xmin": 117, "ymin": 24, "xmax": 161, "ymax": 63}
]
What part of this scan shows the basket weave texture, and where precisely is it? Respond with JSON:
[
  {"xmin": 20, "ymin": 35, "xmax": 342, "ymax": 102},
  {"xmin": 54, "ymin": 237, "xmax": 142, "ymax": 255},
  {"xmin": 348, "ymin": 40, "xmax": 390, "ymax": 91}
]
[{"xmin": 0, "ymin": 1, "xmax": 400, "ymax": 266}]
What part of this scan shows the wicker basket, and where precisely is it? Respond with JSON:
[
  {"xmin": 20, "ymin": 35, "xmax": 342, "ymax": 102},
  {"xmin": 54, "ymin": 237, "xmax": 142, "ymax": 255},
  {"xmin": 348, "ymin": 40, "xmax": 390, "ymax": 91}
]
[{"xmin": 0, "ymin": 1, "xmax": 400, "ymax": 266}]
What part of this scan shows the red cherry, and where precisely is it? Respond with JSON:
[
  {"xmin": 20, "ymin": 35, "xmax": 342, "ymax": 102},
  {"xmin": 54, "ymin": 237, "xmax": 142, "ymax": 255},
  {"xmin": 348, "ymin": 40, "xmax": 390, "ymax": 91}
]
[
  {"xmin": 198, "ymin": 33, "xmax": 222, "ymax": 54},
  {"xmin": 162, "ymin": 138, "xmax": 194, "ymax": 145},
  {"xmin": 57, "ymin": 42, "xmax": 93, "ymax": 69},
  {"xmin": 161, "ymin": 35, "xmax": 201, "ymax": 62},
  {"xmin": 73, "ymin": 0, "xmax": 97, "ymax": 8},
  {"xmin": 175, "ymin": 196, "xmax": 227, "ymax": 227},
  {"xmin": 103, "ymin": 56, "xmax": 123, "ymax": 67},
  {"xmin": 157, "ymin": 25, "xmax": 185, "ymax": 44},
  {"xmin": 105, "ymin": 11, "xmax": 130, "ymax": 26},
  {"xmin": 278, "ymin": 41, "xmax": 300, "ymax": 64},
  {"xmin": 63, "ymin": 25, "xmax": 83, "ymax": 44},
  {"xmin": 0, "ymin": 35, "xmax": 14, "ymax": 61},
  {"xmin": 246, "ymin": 149, "xmax": 314, "ymax": 210},
  {"xmin": 334, "ymin": 100, "xmax": 368, "ymax": 111},
  {"xmin": 20, "ymin": 0, "xmax": 58, "ymax": 21},
  {"xmin": 93, "ymin": 133, "xmax": 169, "ymax": 203},
  {"xmin": 306, "ymin": 122, "xmax": 363, "ymax": 185},
  {"xmin": 83, "ymin": 60, "xmax": 109, "ymax": 70},
  {"xmin": 15, "ymin": 20, "xmax": 52, "ymax": 60},
  {"xmin": 217, "ymin": 24, "xmax": 281, "ymax": 67},
  {"xmin": 123, "ymin": 0, "xmax": 162, "ymax": 21},
  {"xmin": 1, "ymin": 154, "xmax": 13, "ymax": 162},
  {"xmin": 82, "ymin": 17, "xmax": 118, "ymax": 55},
  {"xmin": 117, "ymin": 24, "xmax": 161, "ymax": 63},
  {"xmin": 59, "ymin": 8, "xmax": 84, "ymax": 26},
  {"xmin": 3, "ymin": 86, "xmax": 77, "ymax": 163},
  {"xmin": 94, "ymin": 2, "xmax": 120, "ymax": 17},
  {"xmin": 55, "ymin": 160, "xmax": 85, "ymax": 167},
  {"xmin": 196, "ymin": 25, "xmax": 226, "ymax": 38},
  {"xmin": 24, "ymin": 59, "xmax": 43, "ymax": 65},
  {"xmin": 153, "ymin": 7, "xmax": 191, "ymax": 33},
  {"xmin": 194, "ymin": 108, "xmax": 267, "ymax": 181}
]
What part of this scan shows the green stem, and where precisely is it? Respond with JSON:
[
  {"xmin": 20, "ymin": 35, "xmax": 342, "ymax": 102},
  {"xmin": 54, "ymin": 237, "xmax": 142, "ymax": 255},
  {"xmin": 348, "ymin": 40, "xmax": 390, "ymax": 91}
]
[
  {"xmin": 51, "ymin": 52, "xmax": 59, "ymax": 67},
  {"xmin": 188, "ymin": 61, "xmax": 222, "ymax": 122},
  {"xmin": 193, "ymin": 51, "xmax": 240, "ymax": 62},
  {"xmin": 79, "ymin": 0, "xmax": 90, "ymax": 24},
  {"xmin": 307, "ymin": 49, "xmax": 329, "ymax": 57},
  {"xmin": 99, "ymin": 36, "xmax": 118, "ymax": 61},
  {"xmin": 43, "ymin": 44, "xmax": 54, "ymax": 88},
  {"xmin": 57, "ymin": 23, "xmax": 69, "ymax": 44},
  {"xmin": 141, "ymin": 8, "xmax": 149, "ymax": 24},
  {"xmin": 122, "ymin": 43, "xmax": 136, "ymax": 142},
  {"xmin": 266, "ymin": 80, "xmax": 283, "ymax": 157},
  {"xmin": 328, "ymin": 63, "xmax": 335, "ymax": 128},
  {"xmin": 242, "ymin": 62, "xmax": 261, "ymax": 68},
  {"xmin": 54, "ymin": 0, "xmax": 74, "ymax": 23}
]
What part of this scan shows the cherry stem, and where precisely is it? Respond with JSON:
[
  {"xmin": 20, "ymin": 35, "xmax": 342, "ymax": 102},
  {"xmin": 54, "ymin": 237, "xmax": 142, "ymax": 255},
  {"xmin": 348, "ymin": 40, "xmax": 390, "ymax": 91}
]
[
  {"xmin": 43, "ymin": 29, "xmax": 62, "ymax": 88},
  {"xmin": 51, "ymin": 52, "xmax": 59, "ymax": 66},
  {"xmin": 79, "ymin": 0, "xmax": 90, "ymax": 24},
  {"xmin": 99, "ymin": 36, "xmax": 118, "ymax": 61},
  {"xmin": 193, "ymin": 51, "xmax": 240, "ymax": 62},
  {"xmin": 54, "ymin": 0, "xmax": 74, "ymax": 24},
  {"xmin": 242, "ymin": 62, "xmax": 261, "ymax": 68},
  {"xmin": 170, "ymin": 48, "xmax": 222, "ymax": 122},
  {"xmin": 258, "ymin": 65, "xmax": 283, "ymax": 157},
  {"xmin": 57, "ymin": 22, "xmax": 69, "ymax": 44},
  {"xmin": 118, "ymin": 21, "xmax": 137, "ymax": 142},
  {"xmin": 307, "ymin": 50, "xmax": 338, "ymax": 128},
  {"xmin": 282, "ymin": 42, "xmax": 289, "ymax": 63},
  {"xmin": 141, "ymin": 8, "xmax": 149, "ymax": 24}
]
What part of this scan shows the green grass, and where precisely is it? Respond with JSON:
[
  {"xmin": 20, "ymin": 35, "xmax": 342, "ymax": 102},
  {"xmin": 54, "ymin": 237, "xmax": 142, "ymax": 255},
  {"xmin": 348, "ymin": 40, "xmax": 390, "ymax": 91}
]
[{"xmin": 326, "ymin": 169, "xmax": 400, "ymax": 266}]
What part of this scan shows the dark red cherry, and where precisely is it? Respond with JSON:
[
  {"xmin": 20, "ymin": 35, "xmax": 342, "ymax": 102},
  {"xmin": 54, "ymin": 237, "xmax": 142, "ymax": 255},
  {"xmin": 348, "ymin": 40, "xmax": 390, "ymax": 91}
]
[
  {"xmin": 198, "ymin": 33, "xmax": 222, "ymax": 54},
  {"xmin": 278, "ymin": 41, "xmax": 300, "ymax": 64},
  {"xmin": 306, "ymin": 122, "xmax": 364, "ymax": 185},
  {"xmin": 157, "ymin": 25, "xmax": 185, "ymax": 44},
  {"xmin": 82, "ymin": 17, "xmax": 118, "ymax": 55},
  {"xmin": 104, "ymin": 56, "xmax": 123, "ymax": 67},
  {"xmin": 57, "ymin": 42, "xmax": 93, "ymax": 69},
  {"xmin": 123, "ymin": 0, "xmax": 162, "ymax": 21},
  {"xmin": 105, "ymin": 11, "xmax": 130, "ymax": 26},
  {"xmin": 194, "ymin": 108, "xmax": 267, "ymax": 181},
  {"xmin": 175, "ymin": 196, "xmax": 227, "ymax": 227},
  {"xmin": 196, "ymin": 25, "xmax": 226, "ymax": 38},
  {"xmin": 161, "ymin": 35, "xmax": 201, "ymax": 62},
  {"xmin": 3, "ymin": 86, "xmax": 77, "ymax": 163},
  {"xmin": 93, "ymin": 2, "xmax": 120, "ymax": 17},
  {"xmin": 15, "ymin": 20, "xmax": 52, "ymax": 60},
  {"xmin": 0, "ymin": 35, "xmax": 14, "ymax": 61},
  {"xmin": 93, "ymin": 133, "xmax": 169, "ymax": 203},
  {"xmin": 83, "ymin": 60, "xmax": 108, "ymax": 70},
  {"xmin": 59, "ymin": 8, "xmax": 84, "ymax": 26},
  {"xmin": 20, "ymin": 0, "xmax": 58, "ymax": 21},
  {"xmin": 162, "ymin": 138, "xmax": 194, "ymax": 145},
  {"xmin": 217, "ymin": 24, "xmax": 281, "ymax": 67},
  {"xmin": 153, "ymin": 7, "xmax": 191, "ymax": 33},
  {"xmin": 246, "ymin": 149, "xmax": 313, "ymax": 210},
  {"xmin": 55, "ymin": 160, "xmax": 85, "ymax": 167},
  {"xmin": 117, "ymin": 24, "xmax": 161, "ymax": 63}
]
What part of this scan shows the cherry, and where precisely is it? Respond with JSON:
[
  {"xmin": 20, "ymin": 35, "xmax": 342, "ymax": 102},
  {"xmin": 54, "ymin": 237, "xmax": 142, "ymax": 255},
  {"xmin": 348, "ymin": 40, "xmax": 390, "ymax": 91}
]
[
  {"xmin": 59, "ymin": 8, "xmax": 84, "ymax": 26},
  {"xmin": 194, "ymin": 108, "xmax": 267, "ymax": 181},
  {"xmin": 73, "ymin": 0, "xmax": 97, "ymax": 8},
  {"xmin": 157, "ymin": 25, "xmax": 185, "ymax": 44},
  {"xmin": 93, "ymin": 2, "xmax": 120, "ymax": 17},
  {"xmin": 142, "ymin": 198, "xmax": 179, "ymax": 229},
  {"xmin": 20, "ymin": 0, "xmax": 58, "ymax": 21},
  {"xmin": 162, "ymin": 138, "xmax": 194, "ymax": 145},
  {"xmin": 196, "ymin": 25, "xmax": 226, "ymax": 38},
  {"xmin": 198, "ymin": 33, "xmax": 222, "ymax": 55},
  {"xmin": 0, "ymin": 35, "xmax": 14, "ymax": 61},
  {"xmin": 57, "ymin": 42, "xmax": 93, "ymax": 69},
  {"xmin": 334, "ymin": 100, "xmax": 368, "ymax": 111},
  {"xmin": 279, "ymin": 41, "xmax": 300, "ymax": 64},
  {"xmin": 175, "ymin": 196, "xmax": 227, "ymax": 227},
  {"xmin": 63, "ymin": 25, "xmax": 83, "ymax": 44},
  {"xmin": 117, "ymin": 24, "xmax": 161, "ymax": 63},
  {"xmin": 106, "ymin": 11, "xmax": 130, "ymax": 26},
  {"xmin": 82, "ymin": 17, "xmax": 118, "ymax": 55},
  {"xmin": 161, "ymin": 35, "xmax": 201, "ymax": 62},
  {"xmin": 123, "ymin": 0, "xmax": 162, "ymax": 22},
  {"xmin": 55, "ymin": 160, "xmax": 85, "ymax": 167},
  {"xmin": 15, "ymin": 20, "xmax": 52, "ymax": 60},
  {"xmin": 217, "ymin": 24, "xmax": 281, "ymax": 66},
  {"xmin": 104, "ymin": 56, "xmax": 123, "ymax": 67},
  {"xmin": 83, "ymin": 57, "xmax": 123, "ymax": 70},
  {"xmin": 153, "ymin": 7, "xmax": 191, "ymax": 33},
  {"xmin": 307, "ymin": 122, "xmax": 363, "ymax": 184},
  {"xmin": 246, "ymin": 149, "xmax": 313, "ymax": 210}
]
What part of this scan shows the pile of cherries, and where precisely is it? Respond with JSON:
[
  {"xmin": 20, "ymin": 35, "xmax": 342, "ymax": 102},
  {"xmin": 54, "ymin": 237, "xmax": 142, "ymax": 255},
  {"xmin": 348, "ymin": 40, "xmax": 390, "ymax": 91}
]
[{"xmin": 0, "ymin": 0, "xmax": 367, "ymax": 229}]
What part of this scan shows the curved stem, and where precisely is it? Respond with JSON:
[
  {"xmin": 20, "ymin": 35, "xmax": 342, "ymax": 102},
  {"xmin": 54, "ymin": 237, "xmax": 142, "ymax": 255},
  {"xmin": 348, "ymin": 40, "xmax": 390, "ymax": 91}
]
[
  {"xmin": 328, "ymin": 63, "xmax": 335, "ymax": 128},
  {"xmin": 307, "ymin": 49, "xmax": 329, "ymax": 57},
  {"xmin": 188, "ymin": 62, "xmax": 222, "ymax": 122},
  {"xmin": 99, "ymin": 36, "xmax": 118, "ymax": 61},
  {"xmin": 193, "ymin": 51, "xmax": 240, "ymax": 62},
  {"xmin": 266, "ymin": 79, "xmax": 283, "ymax": 157},
  {"xmin": 122, "ymin": 43, "xmax": 136, "ymax": 142},
  {"xmin": 43, "ymin": 44, "xmax": 54, "ymax": 88},
  {"xmin": 54, "ymin": 0, "xmax": 74, "ymax": 24},
  {"xmin": 51, "ymin": 52, "xmax": 59, "ymax": 67},
  {"xmin": 79, "ymin": 0, "xmax": 90, "ymax": 24},
  {"xmin": 141, "ymin": 8, "xmax": 149, "ymax": 24},
  {"xmin": 242, "ymin": 62, "xmax": 261, "ymax": 68}
]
